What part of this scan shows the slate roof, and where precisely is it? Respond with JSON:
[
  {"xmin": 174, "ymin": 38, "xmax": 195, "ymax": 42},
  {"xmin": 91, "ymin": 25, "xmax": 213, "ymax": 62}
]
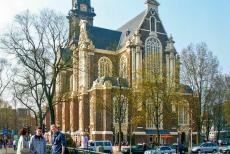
[
  {"xmin": 117, "ymin": 11, "xmax": 146, "ymax": 49},
  {"xmin": 60, "ymin": 48, "xmax": 72, "ymax": 64},
  {"xmin": 85, "ymin": 11, "xmax": 146, "ymax": 51},
  {"xmin": 177, "ymin": 84, "xmax": 193, "ymax": 94},
  {"xmin": 87, "ymin": 26, "xmax": 122, "ymax": 51}
]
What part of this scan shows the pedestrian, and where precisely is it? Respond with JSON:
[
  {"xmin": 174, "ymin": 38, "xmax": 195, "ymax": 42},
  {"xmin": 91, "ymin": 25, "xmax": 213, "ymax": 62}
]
[
  {"xmin": 178, "ymin": 142, "xmax": 185, "ymax": 154},
  {"xmin": 143, "ymin": 142, "xmax": 147, "ymax": 152},
  {"xmin": 51, "ymin": 124, "xmax": 66, "ymax": 154},
  {"xmin": 29, "ymin": 126, "xmax": 46, "ymax": 154},
  {"xmin": 13, "ymin": 139, "xmax": 17, "ymax": 150},
  {"xmin": 3, "ymin": 136, "xmax": 8, "ymax": 153},
  {"xmin": 17, "ymin": 128, "xmax": 30, "ymax": 154}
]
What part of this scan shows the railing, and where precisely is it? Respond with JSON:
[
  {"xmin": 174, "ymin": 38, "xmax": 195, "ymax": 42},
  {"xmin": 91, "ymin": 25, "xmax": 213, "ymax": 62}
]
[{"xmin": 46, "ymin": 144, "xmax": 105, "ymax": 154}]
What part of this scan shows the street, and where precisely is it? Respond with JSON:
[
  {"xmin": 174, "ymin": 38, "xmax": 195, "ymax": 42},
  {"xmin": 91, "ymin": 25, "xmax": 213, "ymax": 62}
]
[{"xmin": 0, "ymin": 147, "xmax": 16, "ymax": 154}]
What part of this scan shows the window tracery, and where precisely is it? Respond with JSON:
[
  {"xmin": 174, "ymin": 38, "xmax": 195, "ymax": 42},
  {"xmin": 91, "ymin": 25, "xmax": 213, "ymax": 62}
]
[
  {"xmin": 144, "ymin": 36, "xmax": 162, "ymax": 77},
  {"xmin": 98, "ymin": 57, "xmax": 113, "ymax": 77},
  {"xmin": 119, "ymin": 55, "xmax": 128, "ymax": 79}
]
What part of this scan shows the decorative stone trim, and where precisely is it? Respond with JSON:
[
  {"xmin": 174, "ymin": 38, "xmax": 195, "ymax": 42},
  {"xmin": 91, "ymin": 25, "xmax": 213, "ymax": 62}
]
[
  {"xmin": 132, "ymin": 131, "xmax": 146, "ymax": 135},
  {"xmin": 91, "ymin": 131, "xmax": 113, "ymax": 135}
]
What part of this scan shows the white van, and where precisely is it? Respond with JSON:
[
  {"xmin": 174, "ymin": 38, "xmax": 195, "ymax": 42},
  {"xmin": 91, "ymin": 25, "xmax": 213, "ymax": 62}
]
[{"xmin": 89, "ymin": 140, "xmax": 113, "ymax": 153}]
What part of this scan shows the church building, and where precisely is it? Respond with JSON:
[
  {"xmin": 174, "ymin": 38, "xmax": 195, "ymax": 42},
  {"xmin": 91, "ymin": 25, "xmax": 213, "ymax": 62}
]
[{"xmin": 46, "ymin": 0, "xmax": 193, "ymax": 145}]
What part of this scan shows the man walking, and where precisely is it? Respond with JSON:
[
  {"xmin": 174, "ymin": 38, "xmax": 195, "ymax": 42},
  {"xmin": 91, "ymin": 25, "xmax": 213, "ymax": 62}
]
[
  {"xmin": 29, "ymin": 126, "xmax": 46, "ymax": 154},
  {"xmin": 51, "ymin": 124, "xmax": 66, "ymax": 154},
  {"xmin": 3, "ymin": 136, "xmax": 7, "ymax": 153}
]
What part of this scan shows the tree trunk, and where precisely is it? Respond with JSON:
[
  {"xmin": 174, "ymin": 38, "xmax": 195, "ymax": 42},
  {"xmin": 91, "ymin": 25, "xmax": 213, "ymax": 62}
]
[
  {"xmin": 118, "ymin": 121, "xmax": 122, "ymax": 151},
  {"xmin": 39, "ymin": 110, "xmax": 43, "ymax": 127},
  {"xmin": 48, "ymin": 103, "xmax": 55, "ymax": 124}
]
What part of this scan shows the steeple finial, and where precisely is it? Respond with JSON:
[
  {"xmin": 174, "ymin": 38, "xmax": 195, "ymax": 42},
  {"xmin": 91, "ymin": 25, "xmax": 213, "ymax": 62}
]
[
  {"xmin": 145, "ymin": 0, "xmax": 160, "ymax": 11},
  {"xmin": 165, "ymin": 34, "xmax": 176, "ymax": 53}
]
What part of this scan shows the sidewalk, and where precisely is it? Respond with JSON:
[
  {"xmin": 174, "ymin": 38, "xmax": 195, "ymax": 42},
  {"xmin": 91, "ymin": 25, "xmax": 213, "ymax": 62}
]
[
  {"xmin": 0, "ymin": 147, "xmax": 16, "ymax": 154},
  {"xmin": 113, "ymin": 146, "xmax": 123, "ymax": 154}
]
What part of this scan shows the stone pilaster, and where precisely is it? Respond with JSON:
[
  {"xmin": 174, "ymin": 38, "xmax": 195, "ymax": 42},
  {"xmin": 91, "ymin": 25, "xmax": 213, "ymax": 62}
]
[
  {"xmin": 79, "ymin": 93, "xmax": 89, "ymax": 133},
  {"xmin": 131, "ymin": 47, "xmax": 136, "ymax": 83},
  {"xmin": 134, "ymin": 32, "xmax": 142, "ymax": 83},
  {"xmin": 55, "ymin": 100, "xmax": 62, "ymax": 127},
  {"xmin": 103, "ymin": 88, "xmax": 112, "ymax": 131},
  {"xmin": 62, "ymin": 98, "xmax": 70, "ymax": 132},
  {"xmin": 70, "ymin": 92, "xmax": 79, "ymax": 132}
]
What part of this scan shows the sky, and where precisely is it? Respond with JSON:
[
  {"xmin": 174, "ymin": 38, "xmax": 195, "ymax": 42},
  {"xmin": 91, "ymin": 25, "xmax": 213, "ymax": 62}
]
[{"xmin": 0, "ymin": 0, "xmax": 230, "ymax": 74}]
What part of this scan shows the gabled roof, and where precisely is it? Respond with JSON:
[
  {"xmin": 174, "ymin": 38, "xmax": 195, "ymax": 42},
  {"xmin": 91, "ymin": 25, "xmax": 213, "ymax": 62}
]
[
  {"xmin": 87, "ymin": 26, "xmax": 122, "ymax": 51},
  {"xmin": 117, "ymin": 11, "xmax": 146, "ymax": 49}
]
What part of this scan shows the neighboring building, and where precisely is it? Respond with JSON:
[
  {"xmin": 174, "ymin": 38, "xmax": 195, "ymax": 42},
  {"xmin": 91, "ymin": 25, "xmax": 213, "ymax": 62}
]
[
  {"xmin": 0, "ymin": 103, "xmax": 35, "ymax": 135},
  {"xmin": 49, "ymin": 0, "xmax": 192, "ymax": 144}
]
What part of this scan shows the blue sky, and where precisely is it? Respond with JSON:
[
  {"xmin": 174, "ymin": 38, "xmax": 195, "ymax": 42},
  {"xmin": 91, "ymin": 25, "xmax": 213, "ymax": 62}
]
[{"xmin": 0, "ymin": 0, "xmax": 229, "ymax": 74}]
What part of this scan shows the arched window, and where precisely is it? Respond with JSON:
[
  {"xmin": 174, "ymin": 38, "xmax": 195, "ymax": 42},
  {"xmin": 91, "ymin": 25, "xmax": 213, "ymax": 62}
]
[
  {"xmin": 146, "ymin": 99, "xmax": 155, "ymax": 128},
  {"xmin": 145, "ymin": 98, "xmax": 163, "ymax": 129},
  {"xmin": 150, "ymin": 16, "xmax": 156, "ymax": 32},
  {"xmin": 144, "ymin": 36, "xmax": 162, "ymax": 76},
  {"xmin": 113, "ymin": 96, "xmax": 128, "ymax": 124},
  {"xmin": 119, "ymin": 55, "xmax": 128, "ymax": 79},
  {"xmin": 98, "ymin": 57, "xmax": 113, "ymax": 77},
  {"xmin": 70, "ymin": 74, "xmax": 73, "ymax": 91}
]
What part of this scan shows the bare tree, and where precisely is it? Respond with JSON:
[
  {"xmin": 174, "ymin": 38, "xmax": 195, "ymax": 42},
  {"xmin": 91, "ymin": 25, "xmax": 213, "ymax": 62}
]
[
  {"xmin": 223, "ymin": 75, "xmax": 230, "ymax": 127},
  {"xmin": 140, "ymin": 65, "xmax": 177, "ymax": 144},
  {"xmin": 207, "ymin": 74, "xmax": 226, "ymax": 141},
  {"xmin": 128, "ymin": 87, "xmax": 148, "ymax": 147},
  {"xmin": 0, "ymin": 9, "xmax": 69, "ymax": 124},
  {"xmin": 0, "ymin": 58, "xmax": 11, "ymax": 97},
  {"xmin": 13, "ymin": 66, "xmax": 48, "ymax": 127},
  {"xmin": 96, "ymin": 78, "xmax": 129, "ymax": 151},
  {"xmin": 180, "ymin": 42, "xmax": 219, "ymax": 142}
]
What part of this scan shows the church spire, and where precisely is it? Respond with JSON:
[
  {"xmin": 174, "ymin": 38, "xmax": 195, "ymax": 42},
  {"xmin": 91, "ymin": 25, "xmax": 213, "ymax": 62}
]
[
  {"xmin": 145, "ymin": 0, "xmax": 160, "ymax": 11},
  {"xmin": 69, "ymin": 0, "xmax": 96, "ymax": 25},
  {"xmin": 68, "ymin": 0, "xmax": 96, "ymax": 42}
]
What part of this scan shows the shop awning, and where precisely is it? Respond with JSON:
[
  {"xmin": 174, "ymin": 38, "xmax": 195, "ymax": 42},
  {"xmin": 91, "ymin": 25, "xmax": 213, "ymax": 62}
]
[
  {"xmin": 145, "ymin": 129, "xmax": 169, "ymax": 135},
  {"xmin": 160, "ymin": 135, "xmax": 173, "ymax": 139}
]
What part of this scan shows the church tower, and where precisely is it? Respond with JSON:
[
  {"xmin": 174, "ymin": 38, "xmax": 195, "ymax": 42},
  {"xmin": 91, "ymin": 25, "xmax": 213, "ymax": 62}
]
[{"xmin": 68, "ymin": 0, "xmax": 96, "ymax": 41}]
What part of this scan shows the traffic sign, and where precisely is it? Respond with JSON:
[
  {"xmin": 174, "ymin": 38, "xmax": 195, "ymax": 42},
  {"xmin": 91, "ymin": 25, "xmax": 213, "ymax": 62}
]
[{"xmin": 3, "ymin": 129, "xmax": 7, "ymax": 135}]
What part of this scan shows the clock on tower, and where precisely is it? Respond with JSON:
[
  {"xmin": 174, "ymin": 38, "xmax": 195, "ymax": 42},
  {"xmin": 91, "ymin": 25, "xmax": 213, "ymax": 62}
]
[{"xmin": 80, "ymin": 3, "xmax": 88, "ymax": 12}]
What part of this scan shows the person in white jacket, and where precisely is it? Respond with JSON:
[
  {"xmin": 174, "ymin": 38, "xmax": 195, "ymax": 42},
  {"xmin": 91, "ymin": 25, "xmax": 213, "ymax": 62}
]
[
  {"xmin": 29, "ymin": 126, "xmax": 46, "ymax": 154},
  {"xmin": 17, "ymin": 128, "xmax": 30, "ymax": 154}
]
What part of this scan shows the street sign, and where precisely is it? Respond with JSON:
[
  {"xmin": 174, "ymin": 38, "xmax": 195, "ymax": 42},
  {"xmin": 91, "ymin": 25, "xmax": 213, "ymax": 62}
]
[{"xmin": 3, "ymin": 129, "xmax": 7, "ymax": 135}]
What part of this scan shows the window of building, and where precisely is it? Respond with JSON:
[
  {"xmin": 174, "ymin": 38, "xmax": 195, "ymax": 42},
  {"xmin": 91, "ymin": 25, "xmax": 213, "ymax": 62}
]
[
  {"xmin": 119, "ymin": 55, "xmax": 128, "ymax": 79},
  {"xmin": 146, "ymin": 99, "xmax": 163, "ymax": 129},
  {"xmin": 98, "ymin": 57, "xmax": 113, "ymax": 77},
  {"xmin": 178, "ymin": 105, "xmax": 188, "ymax": 125},
  {"xmin": 146, "ymin": 99, "xmax": 155, "ymax": 128},
  {"xmin": 144, "ymin": 36, "xmax": 162, "ymax": 77},
  {"xmin": 113, "ymin": 96, "xmax": 128, "ymax": 124}
]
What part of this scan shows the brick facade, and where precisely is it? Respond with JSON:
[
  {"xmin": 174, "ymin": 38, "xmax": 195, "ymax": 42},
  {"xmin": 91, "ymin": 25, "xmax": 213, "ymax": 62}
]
[{"xmin": 44, "ymin": 0, "xmax": 192, "ymax": 145}]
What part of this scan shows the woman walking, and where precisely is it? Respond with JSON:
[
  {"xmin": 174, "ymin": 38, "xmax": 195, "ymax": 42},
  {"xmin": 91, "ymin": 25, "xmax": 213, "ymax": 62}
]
[{"xmin": 17, "ymin": 128, "xmax": 30, "ymax": 154}]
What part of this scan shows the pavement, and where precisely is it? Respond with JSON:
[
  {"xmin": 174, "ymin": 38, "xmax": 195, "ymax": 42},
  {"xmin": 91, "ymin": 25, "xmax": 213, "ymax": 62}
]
[
  {"xmin": 0, "ymin": 147, "xmax": 16, "ymax": 154},
  {"xmin": 113, "ymin": 146, "xmax": 123, "ymax": 154}
]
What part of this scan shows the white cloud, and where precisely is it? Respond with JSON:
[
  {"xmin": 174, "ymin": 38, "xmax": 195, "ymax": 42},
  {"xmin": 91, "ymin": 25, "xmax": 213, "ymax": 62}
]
[{"xmin": 0, "ymin": 0, "xmax": 55, "ymax": 32}]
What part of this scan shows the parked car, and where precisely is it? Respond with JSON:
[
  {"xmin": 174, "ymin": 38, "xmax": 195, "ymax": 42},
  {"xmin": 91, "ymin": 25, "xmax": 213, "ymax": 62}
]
[
  {"xmin": 192, "ymin": 142, "xmax": 219, "ymax": 153},
  {"xmin": 171, "ymin": 143, "xmax": 188, "ymax": 153},
  {"xmin": 121, "ymin": 144, "xmax": 152, "ymax": 154},
  {"xmin": 88, "ymin": 140, "xmax": 113, "ymax": 153},
  {"xmin": 219, "ymin": 143, "xmax": 230, "ymax": 154},
  {"xmin": 144, "ymin": 146, "xmax": 176, "ymax": 154}
]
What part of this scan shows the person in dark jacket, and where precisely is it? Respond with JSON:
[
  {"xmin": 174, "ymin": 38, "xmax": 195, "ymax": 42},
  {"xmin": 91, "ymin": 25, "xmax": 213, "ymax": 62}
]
[
  {"xmin": 51, "ymin": 124, "xmax": 66, "ymax": 154},
  {"xmin": 178, "ymin": 143, "xmax": 185, "ymax": 154},
  {"xmin": 29, "ymin": 126, "xmax": 46, "ymax": 154}
]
